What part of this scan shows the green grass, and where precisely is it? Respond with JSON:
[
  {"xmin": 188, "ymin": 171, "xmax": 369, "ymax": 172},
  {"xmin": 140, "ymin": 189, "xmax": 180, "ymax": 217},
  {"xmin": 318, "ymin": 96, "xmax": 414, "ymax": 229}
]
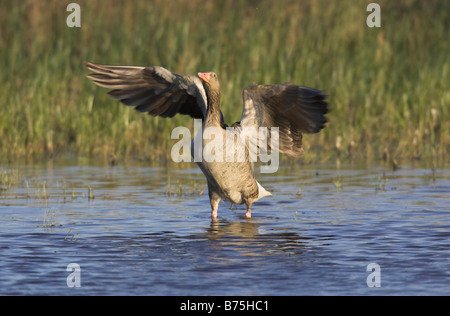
[{"xmin": 1, "ymin": 0, "xmax": 449, "ymax": 164}]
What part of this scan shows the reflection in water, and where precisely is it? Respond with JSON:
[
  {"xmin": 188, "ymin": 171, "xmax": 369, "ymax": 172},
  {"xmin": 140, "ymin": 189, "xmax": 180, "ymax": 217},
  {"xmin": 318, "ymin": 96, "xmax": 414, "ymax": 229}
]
[
  {"xmin": 204, "ymin": 219, "xmax": 310, "ymax": 259},
  {"xmin": 208, "ymin": 219, "xmax": 259, "ymax": 238}
]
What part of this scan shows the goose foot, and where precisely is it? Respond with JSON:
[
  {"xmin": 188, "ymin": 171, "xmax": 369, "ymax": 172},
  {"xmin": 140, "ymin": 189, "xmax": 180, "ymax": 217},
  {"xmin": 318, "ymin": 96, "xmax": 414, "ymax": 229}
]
[
  {"xmin": 245, "ymin": 209, "xmax": 251, "ymax": 219},
  {"xmin": 211, "ymin": 209, "xmax": 218, "ymax": 219}
]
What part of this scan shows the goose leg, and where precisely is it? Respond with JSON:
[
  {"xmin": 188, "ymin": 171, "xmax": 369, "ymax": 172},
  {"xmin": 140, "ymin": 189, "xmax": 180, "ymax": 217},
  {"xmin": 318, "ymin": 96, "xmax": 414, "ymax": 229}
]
[
  {"xmin": 208, "ymin": 182, "xmax": 221, "ymax": 220},
  {"xmin": 245, "ymin": 202, "xmax": 252, "ymax": 219},
  {"xmin": 211, "ymin": 200, "xmax": 219, "ymax": 219}
]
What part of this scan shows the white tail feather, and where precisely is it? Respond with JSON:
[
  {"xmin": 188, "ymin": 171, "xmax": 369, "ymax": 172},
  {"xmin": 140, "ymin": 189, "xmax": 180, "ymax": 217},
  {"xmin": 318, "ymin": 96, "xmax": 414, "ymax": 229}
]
[{"xmin": 256, "ymin": 181, "xmax": 272, "ymax": 200}]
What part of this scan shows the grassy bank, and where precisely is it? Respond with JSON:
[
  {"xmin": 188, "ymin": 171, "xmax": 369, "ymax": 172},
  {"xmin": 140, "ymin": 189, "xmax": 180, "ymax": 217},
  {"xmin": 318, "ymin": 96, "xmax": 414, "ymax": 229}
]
[{"xmin": 1, "ymin": 0, "xmax": 449, "ymax": 165}]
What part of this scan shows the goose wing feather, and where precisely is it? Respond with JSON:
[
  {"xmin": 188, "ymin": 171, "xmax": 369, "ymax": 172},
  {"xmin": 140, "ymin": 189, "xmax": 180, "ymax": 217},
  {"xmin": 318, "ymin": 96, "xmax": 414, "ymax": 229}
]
[
  {"xmin": 237, "ymin": 82, "xmax": 328, "ymax": 156},
  {"xmin": 86, "ymin": 62, "xmax": 207, "ymax": 119}
]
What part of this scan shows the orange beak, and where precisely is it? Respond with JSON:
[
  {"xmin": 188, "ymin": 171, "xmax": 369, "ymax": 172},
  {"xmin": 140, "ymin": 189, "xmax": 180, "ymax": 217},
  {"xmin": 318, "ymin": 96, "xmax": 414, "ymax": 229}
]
[{"xmin": 198, "ymin": 72, "xmax": 210, "ymax": 83}]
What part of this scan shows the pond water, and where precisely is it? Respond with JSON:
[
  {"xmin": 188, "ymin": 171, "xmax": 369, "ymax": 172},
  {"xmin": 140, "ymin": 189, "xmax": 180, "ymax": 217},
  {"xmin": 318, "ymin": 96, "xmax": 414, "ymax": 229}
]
[{"xmin": 0, "ymin": 160, "xmax": 449, "ymax": 295}]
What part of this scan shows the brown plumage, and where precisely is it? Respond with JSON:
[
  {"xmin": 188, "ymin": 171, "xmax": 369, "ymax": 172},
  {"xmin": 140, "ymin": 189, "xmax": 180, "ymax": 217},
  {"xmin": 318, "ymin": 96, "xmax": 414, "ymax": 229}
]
[{"xmin": 86, "ymin": 62, "xmax": 328, "ymax": 219}]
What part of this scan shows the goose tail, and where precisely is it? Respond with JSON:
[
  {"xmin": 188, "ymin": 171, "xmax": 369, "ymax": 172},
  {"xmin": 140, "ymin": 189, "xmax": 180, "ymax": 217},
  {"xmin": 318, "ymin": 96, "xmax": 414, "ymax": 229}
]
[{"xmin": 256, "ymin": 181, "xmax": 272, "ymax": 200}]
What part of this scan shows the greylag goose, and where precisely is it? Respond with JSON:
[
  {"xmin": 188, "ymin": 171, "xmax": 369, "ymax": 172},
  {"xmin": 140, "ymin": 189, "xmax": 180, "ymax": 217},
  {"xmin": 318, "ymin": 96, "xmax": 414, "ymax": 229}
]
[{"xmin": 86, "ymin": 62, "xmax": 328, "ymax": 219}]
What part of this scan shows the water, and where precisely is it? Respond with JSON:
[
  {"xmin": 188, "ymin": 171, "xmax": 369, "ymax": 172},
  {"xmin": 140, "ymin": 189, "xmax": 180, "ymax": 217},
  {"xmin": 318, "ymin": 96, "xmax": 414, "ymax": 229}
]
[{"xmin": 0, "ymin": 161, "xmax": 449, "ymax": 295}]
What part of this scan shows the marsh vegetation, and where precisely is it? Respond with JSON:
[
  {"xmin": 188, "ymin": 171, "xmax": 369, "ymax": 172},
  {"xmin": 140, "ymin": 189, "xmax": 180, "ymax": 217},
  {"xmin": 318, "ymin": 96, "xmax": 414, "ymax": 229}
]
[{"xmin": 0, "ymin": 0, "xmax": 448, "ymax": 164}]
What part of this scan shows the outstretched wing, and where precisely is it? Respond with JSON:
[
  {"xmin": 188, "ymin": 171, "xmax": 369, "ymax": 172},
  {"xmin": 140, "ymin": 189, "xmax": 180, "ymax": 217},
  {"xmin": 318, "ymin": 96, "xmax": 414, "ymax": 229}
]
[
  {"xmin": 237, "ymin": 82, "xmax": 328, "ymax": 157},
  {"xmin": 86, "ymin": 62, "xmax": 207, "ymax": 119}
]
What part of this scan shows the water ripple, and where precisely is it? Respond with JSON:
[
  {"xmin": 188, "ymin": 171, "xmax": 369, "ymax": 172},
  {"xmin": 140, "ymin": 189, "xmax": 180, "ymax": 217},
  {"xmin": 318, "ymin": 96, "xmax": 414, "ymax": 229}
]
[{"xmin": 0, "ymin": 162, "xmax": 449, "ymax": 295}]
